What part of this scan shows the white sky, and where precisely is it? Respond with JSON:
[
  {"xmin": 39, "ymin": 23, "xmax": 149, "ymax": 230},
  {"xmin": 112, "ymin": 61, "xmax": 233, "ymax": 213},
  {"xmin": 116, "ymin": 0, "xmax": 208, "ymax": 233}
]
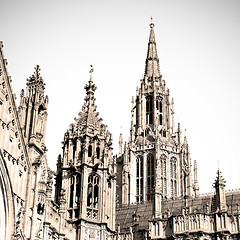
[{"xmin": 1, "ymin": 0, "xmax": 240, "ymax": 194}]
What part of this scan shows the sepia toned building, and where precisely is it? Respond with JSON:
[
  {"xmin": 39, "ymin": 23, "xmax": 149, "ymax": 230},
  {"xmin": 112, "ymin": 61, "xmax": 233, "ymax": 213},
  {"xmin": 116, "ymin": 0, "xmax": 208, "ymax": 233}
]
[{"xmin": 0, "ymin": 22, "xmax": 239, "ymax": 240}]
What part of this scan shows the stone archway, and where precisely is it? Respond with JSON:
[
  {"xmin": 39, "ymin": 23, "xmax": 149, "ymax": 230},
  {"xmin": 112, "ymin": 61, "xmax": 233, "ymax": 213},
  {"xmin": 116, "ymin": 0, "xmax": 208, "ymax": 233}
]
[{"xmin": 0, "ymin": 150, "xmax": 15, "ymax": 240}]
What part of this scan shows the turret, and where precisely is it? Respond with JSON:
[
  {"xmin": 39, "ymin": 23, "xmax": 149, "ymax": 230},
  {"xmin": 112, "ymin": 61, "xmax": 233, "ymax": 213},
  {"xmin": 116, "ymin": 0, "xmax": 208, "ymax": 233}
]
[{"xmin": 56, "ymin": 66, "xmax": 116, "ymax": 236}]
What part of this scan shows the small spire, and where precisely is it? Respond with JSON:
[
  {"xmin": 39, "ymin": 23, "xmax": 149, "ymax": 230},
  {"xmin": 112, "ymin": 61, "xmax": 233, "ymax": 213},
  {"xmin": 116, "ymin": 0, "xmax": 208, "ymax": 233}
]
[
  {"xmin": 194, "ymin": 160, "xmax": 199, "ymax": 197},
  {"xmin": 215, "ymin": 169, "xmax": 226, "ymax": 187},
  {"xmin": 119, "ymin": 127, "xmax": 123, "ymax": 155},
  {"xmin": 184, "ymin": 131, "xmax": 188, "ymax": 145}
]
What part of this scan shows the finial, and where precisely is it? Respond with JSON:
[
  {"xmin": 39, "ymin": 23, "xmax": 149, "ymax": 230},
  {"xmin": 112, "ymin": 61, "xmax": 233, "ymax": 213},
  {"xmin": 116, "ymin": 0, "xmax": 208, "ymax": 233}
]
[
  {"xmin": 89, "ymin": 65, "xmax": 94, "ymax": 82},
  {"xmin": 85, "ymin": 65, "xmax": 97, "ymax": 95},
  {"xmin": 89, "ymin": 65, "xmax": 94, "ymax": 74},
  {"xmin": 217, "ymin": 159, "xmax": 220, "ymax": 170},
  {"xmin": 34, "ymin": 65, "xmax": 41, "ymax": 79},
  {"xmin": 27, "ymin": 65, "xmax": 44, "ymax": 83},
  {"xmin": 150, "ymin": 16, "xmax": 154, "ymax": 28}
]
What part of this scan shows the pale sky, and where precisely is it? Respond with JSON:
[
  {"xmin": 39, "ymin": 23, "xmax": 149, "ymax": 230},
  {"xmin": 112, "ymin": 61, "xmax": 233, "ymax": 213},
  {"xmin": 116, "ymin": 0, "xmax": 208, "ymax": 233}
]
[{"xmin": 1, "ymin": 0, "xmax": 240, "ymax": 194}]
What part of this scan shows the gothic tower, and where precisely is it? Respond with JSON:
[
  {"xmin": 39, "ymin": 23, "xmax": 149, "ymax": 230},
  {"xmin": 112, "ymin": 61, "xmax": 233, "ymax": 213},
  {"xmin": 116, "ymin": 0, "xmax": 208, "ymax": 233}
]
[
  {"xmin": 55, "ymin": 67, "xmax": 116, "ymax": 239},
  {"xmin": 17, "ymin": 65, "xmax": 50, "ymax": 239},
  {"xmin": 117, "ymin": 22, "xmax": 196, "ymax": 217}
]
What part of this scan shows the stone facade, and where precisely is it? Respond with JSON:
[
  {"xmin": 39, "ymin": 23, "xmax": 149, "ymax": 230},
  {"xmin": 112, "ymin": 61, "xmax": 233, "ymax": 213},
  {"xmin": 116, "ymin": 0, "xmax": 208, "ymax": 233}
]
[{"xmin": 0, "ymin": 22, "xmax": 239, "ymax": 240}]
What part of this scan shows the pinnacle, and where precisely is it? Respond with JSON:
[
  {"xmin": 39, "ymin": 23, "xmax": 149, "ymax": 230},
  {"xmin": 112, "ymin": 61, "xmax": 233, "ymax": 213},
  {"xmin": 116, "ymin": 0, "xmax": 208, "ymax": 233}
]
[
  {"xmin": 28, "ymin": 65, "xmax": 44, "ymax": 83},
  {"xmin": 215, "ymin": 169, "xmax": 226, "ymax": 186}
]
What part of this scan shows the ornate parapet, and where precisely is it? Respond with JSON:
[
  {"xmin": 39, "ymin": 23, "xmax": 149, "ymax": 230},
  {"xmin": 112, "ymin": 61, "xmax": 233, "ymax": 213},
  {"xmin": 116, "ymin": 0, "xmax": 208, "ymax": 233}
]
[{"xmin": 149, "ymin": 212, "xmax": 240, "ymax": 239}]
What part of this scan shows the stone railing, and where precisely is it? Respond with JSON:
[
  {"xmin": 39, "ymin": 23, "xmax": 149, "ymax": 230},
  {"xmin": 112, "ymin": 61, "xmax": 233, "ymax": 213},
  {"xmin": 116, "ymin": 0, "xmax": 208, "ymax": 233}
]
[{"xmin": 149, "ymin": 212, "xmax": 240, "ymax": 239}]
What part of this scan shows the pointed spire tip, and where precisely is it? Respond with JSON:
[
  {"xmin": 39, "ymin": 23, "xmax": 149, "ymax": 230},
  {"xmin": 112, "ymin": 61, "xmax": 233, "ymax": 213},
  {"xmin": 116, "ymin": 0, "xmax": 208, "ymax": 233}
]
[{"xmin": 150, "ymin": 16, "xmax": 154, "ymax": 28}]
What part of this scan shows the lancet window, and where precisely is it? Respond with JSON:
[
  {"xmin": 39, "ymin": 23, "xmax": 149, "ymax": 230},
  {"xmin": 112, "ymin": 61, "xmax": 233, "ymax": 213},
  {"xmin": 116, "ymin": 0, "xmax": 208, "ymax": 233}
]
[
  {"xmin": 87, "ymin": 174, "xmax": 99, "ymax": 219},
  {"xmin": 147, "ymin": 154, "xmax": 155, "ymax": 201},
  {"xmin": 146, "ymin": 96, "xmax": 153, "ymax": 124},
  {"xmin": 156, "ymin": 98, "xmax": 163, "ymax": 125},
  {"xmin": 136, "ymin": 156, "xmax": 143, "ymax": 202},
  {"xmin": 88, "ymin": 145, "xmax": 92, "ymax": 157},
  {"xmin": 160, "ymin": 154, "xmax": 167, "ymax": 195},
  {"xmin": 170, "ymin": 157, "xmax": 177, "ymax": 197},
  {"xmin": 68, "ymin": 174, "xmax": 81, "ymax": 219},
  {"xmin": 96, "ymin": 146, "xmax": 100, "ymax": 159}
]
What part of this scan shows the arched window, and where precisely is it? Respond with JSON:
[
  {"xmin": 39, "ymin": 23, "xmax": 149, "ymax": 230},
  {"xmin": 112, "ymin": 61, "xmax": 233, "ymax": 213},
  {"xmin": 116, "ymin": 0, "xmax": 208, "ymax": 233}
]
[
  {"xmin": 170, "ymin": 157, "xmax": 177, "ymax": 197},
  {"xmin": 88, "ymin": 145, "xmax": 92, "ymax": 157},
  {"xmin": 96, "ymin": 147, "xmax": 100, "ymax": 159},
  {"xmin": 156, "ymin": 98, "xmax": 162, "ymax": 113},
  {"xmin": 68, "ymin": 174, "xmax": 81, "ymax": 219},
  {"xmin": 87, "ymin": 174, "xmax": 100, "ymax": 219},
  {"xmin": 146, "ymin": 96, "xmax": 153, "ymax": 124},
  {"xmin": 156, "ymin": 98, "xmax": 163, "ymax": 126},
  {"xmin": 136, "ymin": 156, "xmax": 143, "ymax": 203},
  {"xmin": 147, "ymin": 154, "xmax": 155, "ymax": 201},
  {"xmin": 69, "ymin": 176, "xmax": 74, "ymax": 208},
  {"xmin": 161, "ymin": 129, "xmax": 166, "ymax": 137},
  {"xmin": 160, "ymin": 154, "xmax": 167, "ymax": 195},
  {"xmin": 159, "ymin": 114, "xmax": 163, "ymax": 125},
  {"xmin": 75, "ymin": 175, "xmax": 81, "ymax": 206},
  {"xmin": 37, "ymin": 203, "xmax": 44, "ymax": 214}
]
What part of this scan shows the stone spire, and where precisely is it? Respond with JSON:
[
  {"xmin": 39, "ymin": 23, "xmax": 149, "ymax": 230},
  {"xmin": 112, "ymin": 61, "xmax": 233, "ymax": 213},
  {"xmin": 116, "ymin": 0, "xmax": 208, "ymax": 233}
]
[
  {"xmin": 144, "ymin": 20, "xmax": 161, "ymax": 79},
  {"xmin": 78, "ymin": 65, "xmax": 102, "ymax": 136}
]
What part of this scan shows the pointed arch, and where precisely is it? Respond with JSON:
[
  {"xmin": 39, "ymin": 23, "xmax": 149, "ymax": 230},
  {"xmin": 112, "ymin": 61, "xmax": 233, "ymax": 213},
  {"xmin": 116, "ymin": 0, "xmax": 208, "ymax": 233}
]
[
  {"xmin": 170, "ymin": 157, "xmax": 177, "ymax": 197},
  {"xmin": 88, "ymin": 145, "xmax": 92, "ymax": 157},
  {"xmin": 87, "ymin": 174, "xmax": 100, "ymax": 220},
  {"xmin": 96, "ymin": 146, "xmax": 100, "ymax": 159},
  {"xmin": 136, "ymin": 156, "xmax": 143, "ymax": 203},
  {"xmin": 146, "ymin": 95, "xmax": 153, "ymax": 124},
  {"xmin": 0, "ymin": 151, "xmax": 16, "ymax": 240},
  {"xmin": 147, "ymin": 154, "xmax": 155, "ymax": 201},
  {"xmin": 160, "ymin": 154, "xmax": 167, "ymax": 195}
]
